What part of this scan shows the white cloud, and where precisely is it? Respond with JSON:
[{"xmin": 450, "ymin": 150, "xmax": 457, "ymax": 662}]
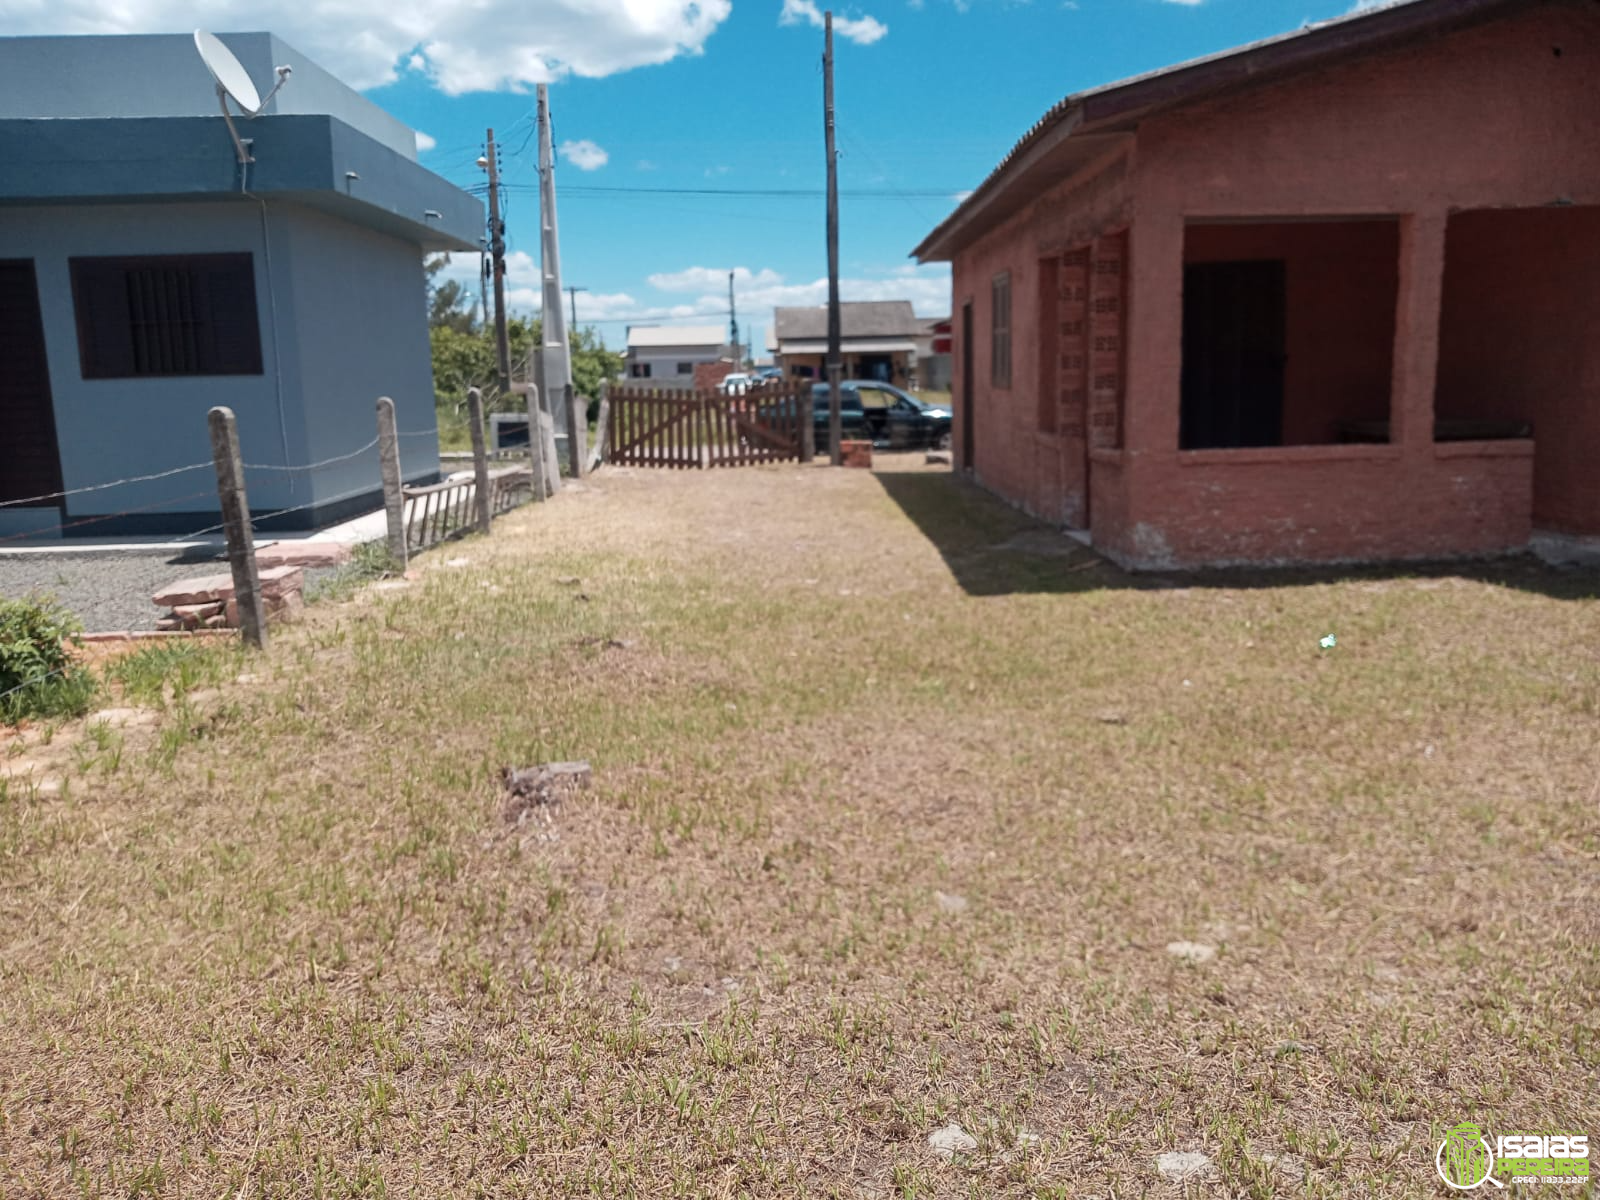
[
  {"xmin": 14, "ymin": 0, "xmax": 733, "ymax": 94},
  {"xmin": 414, "ymin": 130, "xmax": 437, "ymax": 153},
  {"xmin": 780, "ymin": 0, "xmax": 888, "ymax": 45},
  {"xmin": 635, "ymin": 263, "xmax": 952, "ymax": 322},
  {"xmin": 433, "ymin": 255, "xmax": 951, "ymax": 323},
  {"xmin": 648, "ymin": 266, "xmax": 785, "ymax": 292},
  {"xmin": 559, "ymin": 139, "xmax": 609, "ymax": 171}
]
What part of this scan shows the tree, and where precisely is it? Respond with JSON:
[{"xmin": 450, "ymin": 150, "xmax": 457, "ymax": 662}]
[
  {"xmin": 425, "ymin": 255, "xmax": 479, "ymax": 334},
  {"xmin": 570, "ymin": 328, "xmax": 624, "ymax": 414},
  {"xmin": 424, "ymin": 258, "xmax": 625, "ymax": 437}
]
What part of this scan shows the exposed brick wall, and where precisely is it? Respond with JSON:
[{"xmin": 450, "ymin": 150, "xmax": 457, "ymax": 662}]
[
  {"xmin": 945, "ymin": 1, "xmax": 1600, "ymax": 567},
  {"xmin": 694, "ymin": 361, "xmax": 737, "ymax": 392},
  {"xmin": 1119, "ymin": 445, "xmax": 1534, "ymax": 569},
  {"xmin": 951, "ymin": 147, "xmax": 1132, "ymax": 532}
]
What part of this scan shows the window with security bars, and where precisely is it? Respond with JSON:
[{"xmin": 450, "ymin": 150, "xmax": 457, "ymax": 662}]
[
  {"xmin": 991, "ymin": 272, "xmax": 1012, "ymax": 389},
  {"xmin": 70, "ymin": 254, "xmax": 263, "ymax": 379}
]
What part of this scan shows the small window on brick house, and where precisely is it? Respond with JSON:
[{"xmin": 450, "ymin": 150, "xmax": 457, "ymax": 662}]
[
  {"xmin": 677, "ymin": 361, "xmax": 693, "ymax": 375},
  {"xmin": 631, "ymin": 362, "xmax": 652, "ymax": 378},
  {"xmin": 991, "ymin": 272, "xmax": 1012, "ymax": 389},
  {"xmin": 70, "ymin": 254, "xmax": 262, "ymax": 379}
]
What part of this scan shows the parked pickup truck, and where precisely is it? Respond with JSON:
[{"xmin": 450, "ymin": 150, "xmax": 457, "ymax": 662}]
[{"xmin": 757, "ymin": 381, "xmax": 950, "ymax": 451}]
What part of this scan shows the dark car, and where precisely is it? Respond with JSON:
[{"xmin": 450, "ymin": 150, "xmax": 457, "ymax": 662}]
[{"xmin": 806, "ymin": 381, "xmax": 951, "ymax": 451}]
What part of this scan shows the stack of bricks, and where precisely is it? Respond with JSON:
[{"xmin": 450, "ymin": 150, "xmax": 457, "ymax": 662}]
[
  {"xmin": 839, "ymin": 440, "xmax": 873, "ymax": 468},
  {"xmin": 152, "ymin": 565, "xmax": 305, "ymax": 632}
]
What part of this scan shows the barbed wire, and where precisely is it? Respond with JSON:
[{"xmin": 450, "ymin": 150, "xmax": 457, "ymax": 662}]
[
  {"xmin": 0, "ymin": 490, "xmax": 219, "ymax": 548},
  {"xmin": 0, "ymin": 429, "xmax": 445, "ymax": 515},
  {"xmin": 0, "ymin": 462, "xmax": 212, "ymax": 513},
  {"xmin": 242, "ymin": 436, "xmax": 379, "ymax": 473}
]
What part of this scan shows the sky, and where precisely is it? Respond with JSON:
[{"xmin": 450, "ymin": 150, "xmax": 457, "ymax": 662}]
[{"xmin": 9, "ymin": 0, "xmax": 1380, "ymax": 353}]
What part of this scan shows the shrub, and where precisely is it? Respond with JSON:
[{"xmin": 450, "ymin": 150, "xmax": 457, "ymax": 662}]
[{"xmin": 0, "ymin": 595, "xmax": 96, "ymax": 723}]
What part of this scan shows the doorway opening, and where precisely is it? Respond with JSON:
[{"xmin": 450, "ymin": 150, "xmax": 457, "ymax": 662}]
[{"xmin": 0, "ymin": 259, "xmax": 64, "ymax": 511}]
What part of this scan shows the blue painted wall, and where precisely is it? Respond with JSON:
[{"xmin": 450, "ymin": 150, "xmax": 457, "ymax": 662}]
[
  {"xmin": 0, "ymin": 199, "xmax": 439, "ymax": 532},
  {"xmin": 0, "ymin": 116, "xmax": 482, "ymax": 251},
  {"xmin": 282, "ymin": 206, "xmax": 441, "ymax": 508},
  {"xmin": 0, "ymin": 202, "xmax": 306, "ymax": 527},
  {"xmin": 0, "ymin": 33, "xmax": 418, "ymax": 159}
]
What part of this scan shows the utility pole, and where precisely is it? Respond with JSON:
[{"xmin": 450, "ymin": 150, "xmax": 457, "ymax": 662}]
[
  {"xmin": 481, "ymin": 130, "xmax": 511, "ymax": 400},
  {"xmin": 823, "ymin": 12, "xmax": 843, "ymax": 466},
  {"xmin": 566, "ymin": 285, "xmax": 587, "ymax": 332},
  {"xmin": 536, "ymin": 84, "xmax": 583, "ymax": 476},
  {"xmin": 728, "ymin": 271, "xmax": 740, "ymax": 367}
]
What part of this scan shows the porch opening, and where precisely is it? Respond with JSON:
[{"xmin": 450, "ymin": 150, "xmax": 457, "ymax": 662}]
[
  {"xmin": 1436, "ymin": 205, "xmax": 1600, "ymax": 535},
  {"xmin": 1180, "ymin": 219, "xmax": 1399, "ymax": 450}
]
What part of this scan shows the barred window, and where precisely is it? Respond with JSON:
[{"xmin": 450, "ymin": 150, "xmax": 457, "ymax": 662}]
[{"xmin": 70, "ymin": 254, "xmax": 262, "ymax": 379}]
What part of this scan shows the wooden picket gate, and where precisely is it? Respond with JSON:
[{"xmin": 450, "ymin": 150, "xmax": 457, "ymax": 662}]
[{"xmin": 607, "ymin": 382, "xmax": 810, "ymax": 468}]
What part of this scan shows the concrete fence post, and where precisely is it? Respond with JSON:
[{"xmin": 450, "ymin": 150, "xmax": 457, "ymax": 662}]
[
  {"xmin": 525, "ymin": 383, "xmax": 549, "ymax": 502},
  {"xmin": 207, "ymin": 406, "xmax": 267, "ymax": 650},
  {"xmin": 467, "ymin": 386, "xmax": 492, "ymax": 534},
  {"xmin": 566, "ymin": 383, "xmax": 587, "ymax": 479},
  {"xmin": 587, "ymin": 383, "xmax": 610, "ymax": 473},
  {"xmin": 798, "ymin": 380, "xmax": 816, "ymax": 463},
  {"xmin": 540, "ymin": 391, "xmax": 562, "ymax": 497},
  {"xmin": 375, "ymin": 396, "xmax": 408, "ymax": 570}
]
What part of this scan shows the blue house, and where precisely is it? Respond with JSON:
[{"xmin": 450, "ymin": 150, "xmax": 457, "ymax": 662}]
[{"xmin": 0, "ymin": 33, "xmax": 483, "ymax": 537}]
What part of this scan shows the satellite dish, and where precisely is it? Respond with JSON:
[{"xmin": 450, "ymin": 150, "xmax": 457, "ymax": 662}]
[
  {"xmin": 193, "ymin": 30, "xmax": 292, "ymax": 166},
  {"xmin": 194, "ymin": 30, "xmax": 262, "ymax": 114}
]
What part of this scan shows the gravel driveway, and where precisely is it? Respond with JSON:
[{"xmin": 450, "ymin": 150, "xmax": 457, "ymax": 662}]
[{"xmin": 0, "ymin": 551, "xmax": 340, "ymax": 633}]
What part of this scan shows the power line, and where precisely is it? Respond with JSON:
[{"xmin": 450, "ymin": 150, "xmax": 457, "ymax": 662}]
[{"xmin": 489, "ymin": 184, "xmax": 966, "ymax": 199}]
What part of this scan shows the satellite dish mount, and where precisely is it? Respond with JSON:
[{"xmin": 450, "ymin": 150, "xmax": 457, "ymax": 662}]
[{"xmin": 193, "ymin": 31, "xmax": 292, "ymax": 166}]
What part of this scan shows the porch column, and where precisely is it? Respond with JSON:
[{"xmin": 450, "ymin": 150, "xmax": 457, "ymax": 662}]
[
  {"xmin": 1123, "ymin": 207, "xmax": 1185, "ymax": 457},
  {"xmin": 1389, "ymin": 211, "xmax": 1448, "ymax": 456}
]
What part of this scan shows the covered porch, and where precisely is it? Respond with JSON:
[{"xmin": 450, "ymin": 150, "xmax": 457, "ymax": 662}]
[{"xmin": 1099, "ymin": 205, "xmax": 1600, "ymax": 567}]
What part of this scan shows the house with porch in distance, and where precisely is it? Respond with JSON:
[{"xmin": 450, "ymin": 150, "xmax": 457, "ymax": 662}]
[
  {"xmin": 772, "ymin": 301, "xmax": 921, "ymax": 387},
  {"xmin": 624, "ymin": 324, "xmax": 731, "ymax": 387},
  {"xmin": 0, "ymin": 32, "xmax": 482, "ymax": 539},
  {"xmin": 913, "ymin": 0, "xmax": 1600, "ymax": 569}
]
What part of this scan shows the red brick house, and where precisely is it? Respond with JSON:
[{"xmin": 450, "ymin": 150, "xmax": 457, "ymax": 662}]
[{"xmin": 913, "ymin": 0, "xmax": 1600, "ymax": 568}]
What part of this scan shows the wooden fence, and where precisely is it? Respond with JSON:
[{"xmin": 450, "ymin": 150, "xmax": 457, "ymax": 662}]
[{"xmin": 607, "ymin": 382, "xmax": 810, "ymax": 468}]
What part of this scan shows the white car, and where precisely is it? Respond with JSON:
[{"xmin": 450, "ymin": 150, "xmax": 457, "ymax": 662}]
[{"xmin": 718, "ymin": 373, "xmax": 753, "ymax": 394}]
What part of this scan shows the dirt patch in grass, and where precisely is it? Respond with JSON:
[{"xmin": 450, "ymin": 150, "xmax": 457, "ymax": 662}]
[{"xmin": 1, "ymin": 458, "xmax": 1596, "ymax": 1197}]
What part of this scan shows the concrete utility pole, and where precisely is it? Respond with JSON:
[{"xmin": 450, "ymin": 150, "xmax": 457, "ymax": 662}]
[
  {"xmin": 536, "ymin": 84, "xmax": 584, "ymax": 476},
  {"xmin": 823, "ymin": 12, "xmax": 843, "ymax": 466},
  {"xmin": 482, "ymin": 129, "xmax": 512, "ymax": 400},
  {"xmin": 566, "ymin": 285, "xmax": 587, "ymax": 332},
  {"xmin": 728, "ymin": 270, "xmax": 740, "ymax": 367}
]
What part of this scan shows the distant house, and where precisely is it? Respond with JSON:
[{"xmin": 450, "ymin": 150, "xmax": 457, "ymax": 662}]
[
  {"xmin": 917, "ymin": 316, "xmax": 953, "ymax": 392},
  {"xmin": 772, "ymin": 301, "xmax": 920, "ymax": 386},
  {"xmin": 914, "ymin": 0, "xmax": 1600, "ymax": 568},
  {"xmin": 0, "ymin": 32, "xmax": 482, "ymax": 538},
  {"xmin": 624, "ymin": 325, "xmax": 731, "ymax": 387}
]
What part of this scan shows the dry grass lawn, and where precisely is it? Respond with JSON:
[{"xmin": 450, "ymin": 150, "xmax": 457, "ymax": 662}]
[{"xmin": 1, "ymin": 459, "xmax": 1597, "ymax": 1198}]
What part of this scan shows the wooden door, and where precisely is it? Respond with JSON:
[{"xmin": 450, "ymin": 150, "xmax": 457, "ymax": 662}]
[
  {"xmin": 1180, "ymin": 259, "xmax": 1286, "ymax": 450},
  {"xmin": 0, "ymin": 260, "xmax": 64, "ymax": 507}
]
